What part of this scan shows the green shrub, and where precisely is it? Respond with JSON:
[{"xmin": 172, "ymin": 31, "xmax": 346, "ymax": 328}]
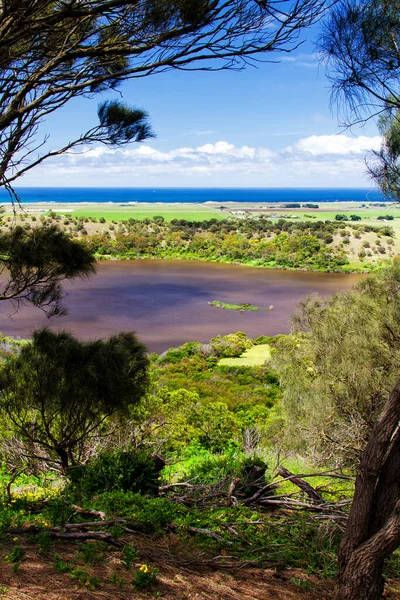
[
  {"xmin": 91, "ymin": 492, "xmax": 182, "ymax": 534},
  {"xmin": 69, "ymin": 450, "xmax": 159, "ymax": 498},
  {"xmin": 210, "ymin": 332, "xmax": 253, "ymax": 358},
  {"xmin": 174, "ymin": 444, "xmax": 271, "ymax": 486},
  {"xmin": 158, "ymin": 341, "xmax": 202, "ymax": 363},
  {"xmin": 132, "ymin": 564, "xmax": 158, "ymax": 589},
  {"xmin": 254, "ymin": 335, "xmax": 270, "ymax": 345}
]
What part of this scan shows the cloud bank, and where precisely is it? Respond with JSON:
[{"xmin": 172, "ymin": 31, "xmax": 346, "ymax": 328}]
[{"xmin": 26, "ymin": 134, "xmax": 382, "ymax": 187}]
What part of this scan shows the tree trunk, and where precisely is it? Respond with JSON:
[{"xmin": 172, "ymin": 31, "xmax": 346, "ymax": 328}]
[
  {"xmin": 369, "ymin": 436, "xmax": 400, "ymax": 536},
  {"xmin": 57, "ymin": 447, "xmax": 70, "ymax": 473},
  {"xmin": 335, "ymin": 379, "xmax": 400, "ymax": 600},
  {"xmin": 336, "ymin": 549, "xmax": 384, "ymax": 600}
]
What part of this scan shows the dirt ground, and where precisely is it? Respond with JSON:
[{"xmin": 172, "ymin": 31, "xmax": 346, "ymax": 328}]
[{"xmin": 1, "ymin": 534, "xmax": 400, "ymax": 600}]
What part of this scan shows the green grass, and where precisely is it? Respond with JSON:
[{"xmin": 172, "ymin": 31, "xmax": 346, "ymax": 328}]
[
  {"xmin": 209, "ymin": 301, "xmax": 260, "ymax": 311},
  {"xmin": 218, "ymin": 344, "xmax": 271, "ymax": 367},
  {"xmin": 58, "ymin": 205, "xmax": 225, "ymax": 222}
]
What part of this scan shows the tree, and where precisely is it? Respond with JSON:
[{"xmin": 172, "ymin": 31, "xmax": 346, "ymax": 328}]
[
  {"xmin": 318, "ymin": 2, "xmax": 400, "ymax": 596},
  {"xmin": 318, "ymin": 0, "xmax": 400, "ymax": 200},
  {"xmin": 318, "ymin": 0, "xmax": 400, "ymax": 123},
  {"xmin": 274, "ymin": 262, "xmax": 400, "ymax": 600},
  {"xmin": 0, "ymin": 327, "xmax": 149, "ymax": 473},
  {"xmin": 273, "ymin": 265, "xmax": 400, "ymax": 467},
  {"xmin": 0, "ymin": 224, "xmax": 96, "ymax": 316},
  {"xmin": 0, "ymin": 0, "xmax": 325, "ymax": 199},
  {"xmin": 368, "ymin": 104, "xmax": 400, "ymax": 201}
]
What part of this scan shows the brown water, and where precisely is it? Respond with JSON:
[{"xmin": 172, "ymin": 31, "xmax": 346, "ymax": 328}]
[{"xmin": 0, "ymin": 260, "xmax": 363, "ymax": 352}]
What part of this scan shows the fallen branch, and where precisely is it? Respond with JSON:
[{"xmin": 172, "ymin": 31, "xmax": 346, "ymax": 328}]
[
  {"xmin": 71, "ymin": 504, "xmax": 106, "ymax": 521},
  {"xmin": 227, "ymin": 477, "xmax": 240, "ymax": 506},
  {"xmin": 277, "ymin": 466, "xmax": 325, "ymax": 503},
  {"xmin": 51, "ymin": 531, "xmax": 123, "ymax": 547},
  {"xmin": 7, "ymin": 524, "xmax": 122, "ymax": 547}
]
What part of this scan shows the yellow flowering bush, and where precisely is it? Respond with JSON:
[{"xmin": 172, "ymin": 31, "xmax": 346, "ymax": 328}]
[{"xmin": 132, "ymin": 564, "xmax": 158, "ymax": 589}]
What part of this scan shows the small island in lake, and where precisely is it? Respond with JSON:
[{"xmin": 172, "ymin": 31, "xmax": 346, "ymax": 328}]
[{"xmin": 209, "ymin": 300, "xmax": 273, "ymax": 311}]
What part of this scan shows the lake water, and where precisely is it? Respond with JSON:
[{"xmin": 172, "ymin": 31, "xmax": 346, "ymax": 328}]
[{"xmin": 0, "ymin": 260, "xmax": 363, "ymax": 353}]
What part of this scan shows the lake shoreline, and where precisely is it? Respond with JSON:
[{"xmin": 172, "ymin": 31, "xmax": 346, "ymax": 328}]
[
  {"xmin": 95, "ymin": 252, "xmax": 374, "ymax": 275},
  {"xmin": 0, "ymin": 259, "xmax": 363, "ymax": 352}
]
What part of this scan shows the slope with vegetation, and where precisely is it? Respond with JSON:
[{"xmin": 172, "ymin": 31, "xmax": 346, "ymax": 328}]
[
  {"xmin": 1, "ymin": 211, "xmax": 397, "ymax": 273},
  {"xmin": 2, "ymin": 266, "xmax": 400, "ymax": 598}
]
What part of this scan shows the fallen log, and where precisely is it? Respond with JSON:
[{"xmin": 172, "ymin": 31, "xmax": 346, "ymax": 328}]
[
  {"xmin": 277, "ymin": 466, "xmax": 325, "ymax": 503},
  {"xmin": 51, "ymin": 530, "xmax": 123, "ymax": 547},
  {"xmin": 7, "ymin": 525, "xmax": 123, "ymax": 547}
]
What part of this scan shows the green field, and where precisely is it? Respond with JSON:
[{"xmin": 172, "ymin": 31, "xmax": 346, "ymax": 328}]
[
  {"xmin": 218, "ymin": 344, "xmax": 271, "ymax": 367},
  {"xmin": 54, "ymin": 201, "xmax": 400, "ymax": 227},
  {"xmin": 59, "ymin": 204, "xmax": 224, "ymax": 222}
]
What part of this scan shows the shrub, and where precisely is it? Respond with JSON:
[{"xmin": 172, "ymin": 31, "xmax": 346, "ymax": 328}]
[
  {"xmin": 69, "ymin": 450, "xmax": 159, "ymax": 498},
  {"xmin": 254, "ymin": 335, "xmax": 271, "ymax": 345},
  {"xmin": 92, "ymin": 491, "xmax": 182, "ymax": 534},
  {"xmin": 132, "ymin": 564, "xmax": 158, "ymax": 589},
  {"xmin": 210, "ymin": 332, "xmax": 253, "ymax": 358}
]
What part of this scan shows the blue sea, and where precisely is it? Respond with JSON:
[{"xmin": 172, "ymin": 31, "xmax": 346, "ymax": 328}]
[{"xmin": 0, "ymin": 187, "xmax": 387, "ymax": 204}]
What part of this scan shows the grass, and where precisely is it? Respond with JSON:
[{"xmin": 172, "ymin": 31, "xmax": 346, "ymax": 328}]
[
  {"xmin": 209, "ymin": 301, "xmax": 261, "ymax": 311},
  {"xmin": 59, "ymin": 205, "xmax": 224, "ymax": 222},
  {"xmin": 218, "ymin": 344, "xmax": 271, "ymax": 366}
]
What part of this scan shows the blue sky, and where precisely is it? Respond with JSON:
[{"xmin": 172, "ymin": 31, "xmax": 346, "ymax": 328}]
[{"xmin": 19, "ymin": 24, "xmax": 382, "ymax": 188}]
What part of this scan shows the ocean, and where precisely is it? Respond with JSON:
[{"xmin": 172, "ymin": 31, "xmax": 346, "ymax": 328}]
[{"xmin": 0, "ymin": 187, "xmax": 387, "ymax": 204}]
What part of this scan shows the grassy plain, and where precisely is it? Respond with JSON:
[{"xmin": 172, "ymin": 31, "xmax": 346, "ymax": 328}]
[
  {"xmin": 46, "ymin": 203, "xmax": 224, "ymax": 222},
  {"xmin": 218, "ymin": 343, "xmax": 271, "ymax": 366}
]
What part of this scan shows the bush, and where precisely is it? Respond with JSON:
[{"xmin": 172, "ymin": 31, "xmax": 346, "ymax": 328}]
[
  {"xmin": 69, "ymin": 450, "xmax": 159, "ymax": 498},
  {"xmin": 210, "ymin": 332, "xmax": 253, "ymax": 358},
  {"xmin": 92, "ymin": 491, "xmax": 182, "ymax": 534},
  {"xmin": 174, "ymin": 444, "xmax": 271, "ymax": 486},
  {"xmin": 254, "ymin": 335, "xmax": 271, "ymax": 345}
]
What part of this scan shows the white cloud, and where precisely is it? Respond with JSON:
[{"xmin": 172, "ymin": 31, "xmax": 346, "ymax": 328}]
[
  {"xmin": 292, "ymin": 134, "xmax": 382, "ymax": 156},
  {"xmin": 25, "ymin": 134, "xmax": 383, "ymax": 187},
  {"xmin": 197, "ymin": 141, "xmax": 234, "ymax": 154}
]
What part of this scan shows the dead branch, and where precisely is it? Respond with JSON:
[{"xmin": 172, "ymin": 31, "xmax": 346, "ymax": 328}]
[
  {"xmin": 71, "ymin": 504, "xmax": 106, "ymax": 520},
  {"xmin": 277, "ymin": 466, "xmax": 325, "ymax": 503},
  {"xmin": 50, "ymin": 531, "xmax": 123, "ymax": 547},
  {"xmin": 7, "ymin": 525, "xmax": 123, "ymax": 547}
]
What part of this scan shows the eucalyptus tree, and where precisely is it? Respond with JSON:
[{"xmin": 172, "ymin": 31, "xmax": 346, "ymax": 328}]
[{"xmin": 0, "ymin": 0, "xmax": 325, "ymax": 200}]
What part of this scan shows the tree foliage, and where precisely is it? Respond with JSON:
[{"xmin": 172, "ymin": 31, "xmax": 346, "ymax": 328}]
[
  {"xmin": 273, "ymin": 261, "xmax": 400, "ymax": 466},
  {"xmin": 318, "ymin": 0, "xmax": 400, "ymax": 121},
  {"xmin": 0, "ymin": 328, "xmax": 149, "ymax": 472},
  {"xmin": 0, "ymin": 0, "xmax": 325, "ymax": 197},
  {"xmin": 273, "ymin": 262, "xmax": 400, "ymax": 599},
  {"xmin": 0, "ymin": 225, "xmax": 96, "ymax": 316},
  {"xmin": 369, "ymin": 104, "xmax": 400, "ymax": 200},
  {"xmin": 318, "ymin": 0, "xmax": 400, "ymax": 201}
]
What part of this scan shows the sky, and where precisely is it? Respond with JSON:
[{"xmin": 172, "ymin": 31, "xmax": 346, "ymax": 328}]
[{"xmin": 18, "ymin": 21, "xmax": 382, "ymax": 189}]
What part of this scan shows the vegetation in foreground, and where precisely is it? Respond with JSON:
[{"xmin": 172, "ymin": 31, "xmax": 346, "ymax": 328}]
[{"xmin": 2, "ymin": 266, "xmax": 400, "ymax": 598}]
